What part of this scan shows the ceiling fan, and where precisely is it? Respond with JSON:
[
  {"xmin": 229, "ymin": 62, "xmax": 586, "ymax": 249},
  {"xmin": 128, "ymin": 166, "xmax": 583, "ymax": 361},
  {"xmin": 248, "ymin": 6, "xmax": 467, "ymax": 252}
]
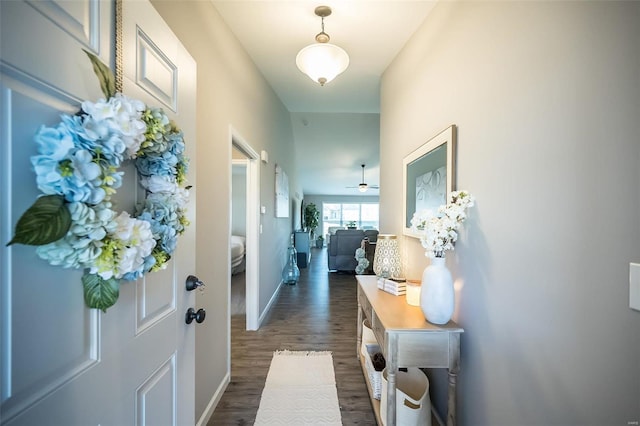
[{"xmin": 347, "ymin": 164, "xmax": 379, "ymax": 192}]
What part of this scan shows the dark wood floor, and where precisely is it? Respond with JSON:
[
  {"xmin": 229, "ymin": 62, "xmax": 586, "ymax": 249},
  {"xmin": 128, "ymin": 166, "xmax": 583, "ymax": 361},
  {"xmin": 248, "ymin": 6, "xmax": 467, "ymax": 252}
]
[{"xmin": 208, "ymin": 247, "xmax": 376, "ymax": 425}]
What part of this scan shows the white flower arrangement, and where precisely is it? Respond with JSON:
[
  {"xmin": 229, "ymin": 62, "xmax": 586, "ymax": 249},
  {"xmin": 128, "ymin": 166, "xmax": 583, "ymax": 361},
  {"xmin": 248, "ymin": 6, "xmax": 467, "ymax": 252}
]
[
  {"xmin": 410, "ymin": 190, "xmax": 475, "ymax": 258},
  {"xmin": 7, "ymin": 51, "xmax": 190, "ymax": 312}
]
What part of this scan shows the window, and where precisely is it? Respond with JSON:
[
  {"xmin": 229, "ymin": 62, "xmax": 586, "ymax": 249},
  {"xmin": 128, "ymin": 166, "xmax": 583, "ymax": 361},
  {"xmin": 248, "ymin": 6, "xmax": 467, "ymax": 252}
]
[{"xmin": 322, "ymin": 203, "xmax": 379, "ymax": 236}]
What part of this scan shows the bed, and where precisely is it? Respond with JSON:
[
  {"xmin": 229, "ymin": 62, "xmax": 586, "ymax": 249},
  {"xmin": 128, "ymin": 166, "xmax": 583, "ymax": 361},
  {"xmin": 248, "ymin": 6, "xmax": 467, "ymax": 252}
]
[{"xmin": 231, "ymin": 235, "xmax": 246, "ymax": 275}]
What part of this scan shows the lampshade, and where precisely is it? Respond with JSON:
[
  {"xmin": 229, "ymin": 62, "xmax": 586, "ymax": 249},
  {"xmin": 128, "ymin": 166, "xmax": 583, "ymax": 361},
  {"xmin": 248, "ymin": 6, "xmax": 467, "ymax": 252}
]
[
  {"xmin": 358, "ymin": 183, "xmax": 368, "ymax": 193},
  {"xmin": 373, "ymin": 234, "xmax": 403, "ymax": 279},
  {"xmin": 296, "ymin": 6, "xmax": 349, "ymax": 86},
  {"xmin": 296, "ymin": 43, "xmax": 349, "ymax": 86}
]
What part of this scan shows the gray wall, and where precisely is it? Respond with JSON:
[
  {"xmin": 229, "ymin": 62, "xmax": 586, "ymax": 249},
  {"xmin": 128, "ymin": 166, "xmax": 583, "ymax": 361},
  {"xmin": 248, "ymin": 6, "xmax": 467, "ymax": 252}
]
[
  {"xmin": 152, "ymin": 1, "xmax": 300, "ymax": 422},
  {"xmin": 380, "ymin": 1, "xmax": 640, "ymax": 424}
]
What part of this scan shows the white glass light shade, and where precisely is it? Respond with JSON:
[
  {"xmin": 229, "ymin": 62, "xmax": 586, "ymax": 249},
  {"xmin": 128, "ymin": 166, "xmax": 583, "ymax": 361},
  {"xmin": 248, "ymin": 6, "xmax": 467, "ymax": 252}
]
[
  {"xmin": 296, "ymin": 43, "xmax": 349, "ymax": 86},
  {"xmin": 358, "ymin": 184, "xmax": 368, "ymax": 192}
]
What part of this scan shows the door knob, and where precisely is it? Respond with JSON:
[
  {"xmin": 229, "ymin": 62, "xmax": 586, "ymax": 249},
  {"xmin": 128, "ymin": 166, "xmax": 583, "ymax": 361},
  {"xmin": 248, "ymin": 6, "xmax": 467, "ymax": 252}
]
[
  {"xmin": 185, "ymin": 308, "xmax": 206, "ymax": 324},
  {"xmin": 185, "ymin": 275, "xmax": 205, "ymax": 291}
]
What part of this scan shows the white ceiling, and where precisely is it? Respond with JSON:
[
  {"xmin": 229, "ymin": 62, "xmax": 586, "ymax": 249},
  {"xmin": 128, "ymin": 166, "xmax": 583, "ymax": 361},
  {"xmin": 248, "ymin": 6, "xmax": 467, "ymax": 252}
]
[{"xmin": 211, "ymin": 1, "xmax": 437, "ymax": 195}]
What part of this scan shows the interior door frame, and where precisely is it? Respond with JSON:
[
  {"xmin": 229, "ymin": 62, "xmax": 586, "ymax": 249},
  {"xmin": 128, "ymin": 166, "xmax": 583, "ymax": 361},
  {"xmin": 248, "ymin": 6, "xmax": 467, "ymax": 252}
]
[{"xmin": 230, "ymin": 126, "xmax": 260, "ymax": 331}]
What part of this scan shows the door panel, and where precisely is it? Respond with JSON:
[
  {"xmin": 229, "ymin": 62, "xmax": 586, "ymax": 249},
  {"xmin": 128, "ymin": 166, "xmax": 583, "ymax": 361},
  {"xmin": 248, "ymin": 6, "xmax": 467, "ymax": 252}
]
[
  {"xmin": 1, "ymin": 54, "xmax": 102, "ymax": 426},
  {"xmin": 136, "ymin": 355, "xmax": 176, "ymax": 426},
  {"xmin": 26, "ymin": 0, "xmax": 100, "ymax": 50},
  {"xmin": 135, "ymin": 27, "xmax": 178, "ymax": 111},
  {"xmin": 136, "ymin": 266, "xmax": 176, "ymax": 335},
  {"xmin": 1, "ymin": 0, "xmax": 110, "ymax": 102},
  {"xmin": 0, "ymin": 1, "xmax": 196, "ymax": 425},
  {"xmin": 122, "ymin": 2, "xmax": 197, "ymax": 424}
]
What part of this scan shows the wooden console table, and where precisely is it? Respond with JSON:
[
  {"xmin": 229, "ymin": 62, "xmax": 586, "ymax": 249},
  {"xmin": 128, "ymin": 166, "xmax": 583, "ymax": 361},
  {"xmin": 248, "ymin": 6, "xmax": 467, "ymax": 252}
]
[{"xmin": 356, "ymin": 275, "xmax": 463, "ymax": 426}]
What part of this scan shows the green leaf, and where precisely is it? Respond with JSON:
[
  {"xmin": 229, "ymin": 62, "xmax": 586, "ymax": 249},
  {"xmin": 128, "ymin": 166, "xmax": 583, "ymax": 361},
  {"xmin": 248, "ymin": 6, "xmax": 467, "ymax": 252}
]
[
  {"xmin": 82, "ymin": 273, "xmax": 120, "ymax": 313},
  {"xmin": 83, "ymin": 49, "xmax": 115, "ymax": 98},
  {"xmin": 6, "ymin": 195, "xmax": 71, "ymax": 246}
]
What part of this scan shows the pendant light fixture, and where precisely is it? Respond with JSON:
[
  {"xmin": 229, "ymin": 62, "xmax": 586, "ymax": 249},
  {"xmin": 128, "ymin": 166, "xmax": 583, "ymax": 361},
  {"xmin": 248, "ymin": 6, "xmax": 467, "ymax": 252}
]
[{"xmin": 296, "ymin": 6, "xmax": 349, "ymax": 86}]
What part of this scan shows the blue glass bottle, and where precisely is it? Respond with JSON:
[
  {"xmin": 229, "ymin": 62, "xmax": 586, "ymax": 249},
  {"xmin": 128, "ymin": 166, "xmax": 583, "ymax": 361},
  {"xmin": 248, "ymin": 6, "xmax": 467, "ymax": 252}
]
[{"xmin": 282, "ymin": 235, "xmax": 300, "ymax": 285}]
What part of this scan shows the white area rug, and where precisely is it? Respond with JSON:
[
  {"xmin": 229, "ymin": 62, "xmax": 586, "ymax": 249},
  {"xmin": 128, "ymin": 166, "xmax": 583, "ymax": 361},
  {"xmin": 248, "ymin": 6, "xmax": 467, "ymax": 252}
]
[{"xmin": 254, "ymin": 350, "xmax": 342, "ymax": 425}]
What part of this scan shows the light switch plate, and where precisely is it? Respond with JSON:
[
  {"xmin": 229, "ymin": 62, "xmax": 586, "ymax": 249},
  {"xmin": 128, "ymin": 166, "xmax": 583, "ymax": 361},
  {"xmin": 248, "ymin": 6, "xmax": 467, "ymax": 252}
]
[{"xmin": 630, "ymin": 263, "xmax": 640, "ymax": 311}]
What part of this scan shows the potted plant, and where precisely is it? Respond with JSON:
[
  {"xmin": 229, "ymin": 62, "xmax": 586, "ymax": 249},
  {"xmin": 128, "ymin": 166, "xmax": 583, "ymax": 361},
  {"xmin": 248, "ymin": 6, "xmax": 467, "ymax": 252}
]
[
  {"xmin": 346, "ymin": 220, "xmax": 357, "ymax": 229},
  {"xmin": 303, "ymin": 202, "xmax": 320, "ymax": 239},
  {"xmin": 315, "ymin": 235, "xmax": 324, "ymax": 248}
]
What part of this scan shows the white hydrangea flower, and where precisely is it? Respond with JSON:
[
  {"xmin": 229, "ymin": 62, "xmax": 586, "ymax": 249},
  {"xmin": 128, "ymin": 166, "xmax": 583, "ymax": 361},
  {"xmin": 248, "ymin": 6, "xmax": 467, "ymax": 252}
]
[
  {"xmin": 172, "ymin": 187, "xmax": 190, "ymax": 209},
  {"xmin": 81, "ymin": 97, "xmax": 116, "ymax": 121},
  {"xmin": 108, "ymin": 211, "xmax": 156, "ymax": 279},
  {"xmin": 140, "ymin": 175, "xmax": 179, "ymax": 194},
  {"xmin": 82, "ymin": 94, "xmax": 146, "ymax": 160},
  {"xmin": 112, "ymin": 94, "xmax": 146, "ymax": 158}
]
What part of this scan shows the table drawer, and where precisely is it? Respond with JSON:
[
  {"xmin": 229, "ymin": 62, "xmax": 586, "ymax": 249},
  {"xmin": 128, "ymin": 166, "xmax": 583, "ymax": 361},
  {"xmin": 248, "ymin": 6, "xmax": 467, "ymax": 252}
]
[
  {"xmin": 397, "ymin": 332, "xmax": 450, "ymax": 367},
  {"xmin": 371, "ymin": 312, "xmax": 386, "ymax": 348},
  {"xmin": 358, "ymin": 287, "xmax": 372, "ymax": 321}
]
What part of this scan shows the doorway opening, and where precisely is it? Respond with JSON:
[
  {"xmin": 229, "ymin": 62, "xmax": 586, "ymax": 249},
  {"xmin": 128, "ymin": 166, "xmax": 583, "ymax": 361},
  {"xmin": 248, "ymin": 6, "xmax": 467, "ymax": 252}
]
[{"xmin": 230, "ymin": 129, "xmax": 260, "ymax": 331}]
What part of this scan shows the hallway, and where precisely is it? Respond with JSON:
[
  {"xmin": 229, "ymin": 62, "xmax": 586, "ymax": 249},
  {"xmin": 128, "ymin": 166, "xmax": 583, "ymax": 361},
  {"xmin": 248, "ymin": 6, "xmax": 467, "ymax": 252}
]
[{"xmin": 209, "ymin": 247, "xmax": 376, "ymax": 425}]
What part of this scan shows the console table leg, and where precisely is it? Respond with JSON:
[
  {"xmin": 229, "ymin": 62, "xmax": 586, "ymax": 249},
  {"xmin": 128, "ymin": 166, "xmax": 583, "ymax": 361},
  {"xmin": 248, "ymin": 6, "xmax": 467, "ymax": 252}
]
[
  {"xmin": 356, "ymin": 305, "xmax": 363, "ymax": 358},
  {"xmin": 447, "ymin": 332, "xmax": 461, "ymax": 426},
  {"xmin": 447, "ymin": 370, "xmax": 458, "ymax": 426},
  {"xmin": 385, "ymin": 334, "xmax": 399, "ymax": 426},
  {"xmin": 386, "ymin": 369, "xmax": 397, "ymax": 426}
]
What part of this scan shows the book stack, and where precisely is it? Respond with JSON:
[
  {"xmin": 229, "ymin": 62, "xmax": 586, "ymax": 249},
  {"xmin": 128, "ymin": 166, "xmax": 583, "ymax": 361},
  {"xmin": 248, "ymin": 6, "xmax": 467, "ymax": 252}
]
[{"xmin": 377, "ymin": 277, "xmax": 406, "ymax": 296}]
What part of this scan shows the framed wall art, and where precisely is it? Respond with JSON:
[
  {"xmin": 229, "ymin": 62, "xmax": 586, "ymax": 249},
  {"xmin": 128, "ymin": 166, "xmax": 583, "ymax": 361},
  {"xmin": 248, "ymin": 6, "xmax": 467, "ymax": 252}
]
[
  {"xmin": 403, "ymin": 125, "xmax": 456, "ymax": 238},
  {"xmin": 275, "ymin": 164, "xmax": 289, "ymax": 218}
]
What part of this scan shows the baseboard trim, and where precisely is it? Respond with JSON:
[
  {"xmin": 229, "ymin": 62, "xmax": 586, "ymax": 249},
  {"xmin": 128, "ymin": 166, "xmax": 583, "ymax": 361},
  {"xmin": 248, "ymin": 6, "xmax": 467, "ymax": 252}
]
[
  {"xmin": 258, "ymin": 280, "xmax": 284, "ymax": 327},
  {"xmin": 195, "ymin": 371, "xmax": 231, "ymax": 426}
]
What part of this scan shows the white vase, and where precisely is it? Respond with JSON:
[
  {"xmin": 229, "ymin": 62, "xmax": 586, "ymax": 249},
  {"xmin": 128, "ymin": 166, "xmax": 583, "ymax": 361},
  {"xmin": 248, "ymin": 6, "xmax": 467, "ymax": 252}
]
[{"xmin": 420, "ymin": 256, "xmax": 454, "ymax": 325}]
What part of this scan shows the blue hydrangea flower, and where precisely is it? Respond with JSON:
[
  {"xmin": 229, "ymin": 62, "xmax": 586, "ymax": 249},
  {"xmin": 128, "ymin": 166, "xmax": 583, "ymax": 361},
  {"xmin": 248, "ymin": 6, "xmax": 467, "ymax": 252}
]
[
  {"xmin": 60, "ymin": 114, "xmax": 127, "ymax": 166},
  {"xmin": 36, "ymin": 201, "xmax": 117, "ymax": 269},
  {"xmin": 166, "ymin": 130, "xmax": 185, "ymax": 156},
  {"xmin": 136, "ymin": 192, "xmax": 183, "ymax": 254},
  {"xmin": 32, "ymin": 123, "xmax": 106, "ymax": 204},
  {"xmin": 136, "ymin": 151, "xmax": 178, "ymax": 177}
]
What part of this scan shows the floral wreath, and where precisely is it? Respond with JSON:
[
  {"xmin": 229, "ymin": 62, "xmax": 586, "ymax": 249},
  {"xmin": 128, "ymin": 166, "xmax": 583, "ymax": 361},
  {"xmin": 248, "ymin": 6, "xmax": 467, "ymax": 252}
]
[{"xmin": 7, "ymin": 51, "xmax": 190, "ymax": 312}]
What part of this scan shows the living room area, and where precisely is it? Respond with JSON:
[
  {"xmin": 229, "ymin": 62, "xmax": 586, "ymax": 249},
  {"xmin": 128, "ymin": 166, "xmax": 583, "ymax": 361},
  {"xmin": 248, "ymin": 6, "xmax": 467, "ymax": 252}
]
[{"xmin": 298, "ymin": 197, "xmax": 381, "ymax": 274}]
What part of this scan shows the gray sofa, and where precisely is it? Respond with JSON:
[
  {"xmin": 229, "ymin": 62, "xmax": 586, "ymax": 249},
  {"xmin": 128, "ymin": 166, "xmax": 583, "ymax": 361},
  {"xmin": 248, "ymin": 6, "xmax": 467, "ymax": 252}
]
[{"xmin": 327, "ymin": 229, "xmax": 378, "ymax": 272}]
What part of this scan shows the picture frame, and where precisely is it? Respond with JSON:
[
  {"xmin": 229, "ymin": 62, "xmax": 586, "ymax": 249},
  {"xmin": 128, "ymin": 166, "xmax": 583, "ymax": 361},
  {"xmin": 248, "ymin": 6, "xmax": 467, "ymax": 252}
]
[
  {"xmin": 275, "ymin": 164, "xmax": 289, "ymax": 218},
  {"xmin": 403, "ymin": 125, "xmax": 456, "ymax": 238}
]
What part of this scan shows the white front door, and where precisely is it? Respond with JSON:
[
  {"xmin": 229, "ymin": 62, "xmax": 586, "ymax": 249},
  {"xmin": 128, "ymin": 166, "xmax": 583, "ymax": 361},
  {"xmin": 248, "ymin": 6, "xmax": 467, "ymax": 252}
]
[{"xmin": 0, "ymin": 1, "xmax": 197, "ymax": 425}]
